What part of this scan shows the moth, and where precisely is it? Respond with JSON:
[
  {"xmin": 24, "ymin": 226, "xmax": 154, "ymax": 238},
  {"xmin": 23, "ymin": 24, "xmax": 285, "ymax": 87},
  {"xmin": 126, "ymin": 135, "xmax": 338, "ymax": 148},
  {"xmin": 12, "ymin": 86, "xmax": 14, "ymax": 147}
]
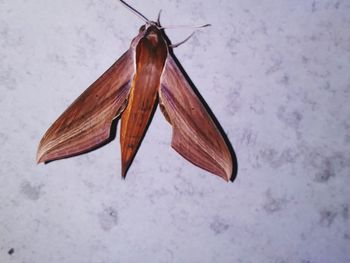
[{"xmin": 37, "ymin": 1, "xmax": 234, "ymax": 181}]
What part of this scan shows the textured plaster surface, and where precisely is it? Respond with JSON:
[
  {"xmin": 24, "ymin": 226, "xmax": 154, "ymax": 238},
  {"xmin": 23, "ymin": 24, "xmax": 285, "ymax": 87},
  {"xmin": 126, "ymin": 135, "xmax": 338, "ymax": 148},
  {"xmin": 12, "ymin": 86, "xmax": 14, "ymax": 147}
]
[{"xmin": 0, "ymin": 0, "xmax": 349, "ymax": 262}]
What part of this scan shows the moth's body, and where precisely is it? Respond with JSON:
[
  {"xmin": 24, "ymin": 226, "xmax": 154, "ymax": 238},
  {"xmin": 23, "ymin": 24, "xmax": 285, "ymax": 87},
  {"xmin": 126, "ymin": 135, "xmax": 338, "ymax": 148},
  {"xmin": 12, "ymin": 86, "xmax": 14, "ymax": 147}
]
[
  {"xmin": 121, "ymin": 25, "xmax": 168, "ymax": 176},
  {"xmin": 37, "ymin": 16, "xmax": 234, "ymax": 181}
]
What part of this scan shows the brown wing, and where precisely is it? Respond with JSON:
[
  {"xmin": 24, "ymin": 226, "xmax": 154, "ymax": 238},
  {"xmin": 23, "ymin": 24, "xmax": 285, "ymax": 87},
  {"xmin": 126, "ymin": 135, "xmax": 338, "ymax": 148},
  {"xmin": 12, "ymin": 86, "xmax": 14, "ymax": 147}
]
[
  {"xmin": 159, "ymin": 56, "xmax": 233, "ymax": 181},
  {"xmin": 37, "ymin": 50, "xmax": 134, "ymax": 163}
]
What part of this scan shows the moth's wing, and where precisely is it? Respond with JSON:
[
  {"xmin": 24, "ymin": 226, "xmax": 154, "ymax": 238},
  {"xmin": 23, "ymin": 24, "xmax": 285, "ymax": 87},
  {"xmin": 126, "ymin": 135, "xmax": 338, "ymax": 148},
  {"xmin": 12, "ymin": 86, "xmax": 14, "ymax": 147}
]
[
  {"xmin": 159, "ymin": 55, "xmax": 233, "ymax": 181},
  {"xmin": 37, "ymin": 49, "xmax": 134, "ymax": 163}
]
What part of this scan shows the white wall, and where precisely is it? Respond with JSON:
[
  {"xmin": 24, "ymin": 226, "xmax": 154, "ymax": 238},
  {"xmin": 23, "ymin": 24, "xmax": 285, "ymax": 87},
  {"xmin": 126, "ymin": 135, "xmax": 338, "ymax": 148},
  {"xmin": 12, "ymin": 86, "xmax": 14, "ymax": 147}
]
[{"xmin": 0, "ymin": 0, "xmax": 349, "ymax": 262}]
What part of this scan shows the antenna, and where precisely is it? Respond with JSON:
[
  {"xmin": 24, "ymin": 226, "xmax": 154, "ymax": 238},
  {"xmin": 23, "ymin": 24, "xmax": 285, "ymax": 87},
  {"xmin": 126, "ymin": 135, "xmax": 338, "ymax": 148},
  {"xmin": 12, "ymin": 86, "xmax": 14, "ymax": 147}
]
[
  {"xmin": 157, "ymin": 9, "xmax": 162, "ymax": 25},
  {"xmin": 170, "ymin": 32, "xmax": 195, "ymax": 48},
  {"xmin": 164, "ymin": 24, "xmax": 211, "ymax": 48},
  {"xmin": 119, "ymin": 0, "xmax": 150, "ymax": 23},
  {"xmin": 160, "ymin": 24, "xmax": 211, "ymax": 30}
]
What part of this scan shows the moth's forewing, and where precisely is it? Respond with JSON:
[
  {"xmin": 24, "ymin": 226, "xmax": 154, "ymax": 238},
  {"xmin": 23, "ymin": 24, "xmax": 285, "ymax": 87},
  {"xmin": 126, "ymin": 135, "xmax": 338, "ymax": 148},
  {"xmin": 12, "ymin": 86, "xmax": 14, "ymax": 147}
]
[
  {"xmin": 37, "ymin": 50, "xmax": 134, "ymax": 163},
  {"xmin": 159, "ymin": 56, "xmax": 233, "ymax": 181}
]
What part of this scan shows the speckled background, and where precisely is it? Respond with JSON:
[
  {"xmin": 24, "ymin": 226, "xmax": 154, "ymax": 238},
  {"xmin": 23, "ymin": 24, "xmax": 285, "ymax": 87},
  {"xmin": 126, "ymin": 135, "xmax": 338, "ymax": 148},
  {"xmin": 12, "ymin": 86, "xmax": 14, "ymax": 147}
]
[{"xmin": 1, "ymin": 0, "xmax": 349, "ymax": 262}]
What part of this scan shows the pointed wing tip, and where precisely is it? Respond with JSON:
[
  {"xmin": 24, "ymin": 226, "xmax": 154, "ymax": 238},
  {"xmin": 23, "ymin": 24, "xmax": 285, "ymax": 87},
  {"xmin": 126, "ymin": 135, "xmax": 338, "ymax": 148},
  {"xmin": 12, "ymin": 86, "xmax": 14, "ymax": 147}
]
[
  {"xmin": 222, "ymin": 175, "xmax": 230, "ymax": 182},
  {"xmin": 36, "ymin": 150, "xmax": 47, "ymax": 164},
  {"xmin": 214, "ymin": 160, "xmax": 233, "ymax": 182},
  {"xmin": 216, "ymin": 153, "xmax": 234, "ymax": 182},
  {"xmin": 36, "ymin": 142, "xmax": 53, "ymax": 164},
  {"xmin": 121, "ymin": 161, "xmax": 129, "ymax": 179},
  {"xmin": 36, "ymin": 148, "xmax": 44, "ymax": 164},
  {"xmin": 36, "ymin": 138, "xmax": 47, "ymax": 163},
  {"xmin": 224, "ymin": 163, "xmax": 234, "ymax": 183},
  {"xmin": 218, "ymin": 170, "xmax": 232, "ymax": 182}
]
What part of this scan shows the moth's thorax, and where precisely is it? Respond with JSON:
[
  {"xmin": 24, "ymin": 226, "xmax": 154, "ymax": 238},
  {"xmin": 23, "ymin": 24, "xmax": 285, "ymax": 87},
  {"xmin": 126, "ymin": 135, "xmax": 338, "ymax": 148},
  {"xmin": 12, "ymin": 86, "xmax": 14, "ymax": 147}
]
[
  {"xmin": 141, "ymin": 24, "xmax": 161, "ymax": 45},
  {"xmin": 135, "ymin": 24, "xmax": 167, "ymax": 67},
  {"xmin": 146, "ymin": 30, "xmax": 160, "ymax": 47}
]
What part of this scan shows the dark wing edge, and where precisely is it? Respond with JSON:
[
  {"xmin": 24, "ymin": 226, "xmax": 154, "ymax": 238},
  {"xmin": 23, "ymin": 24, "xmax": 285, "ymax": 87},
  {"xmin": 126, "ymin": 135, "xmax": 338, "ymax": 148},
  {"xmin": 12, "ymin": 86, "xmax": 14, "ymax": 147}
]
[
  {"xmin": 159, "ymin": 55, "xmax": 233, "ymax": 181},
  {"xmin": 37, "ymin": 49, "xmax": 135, "ymax": 163}
]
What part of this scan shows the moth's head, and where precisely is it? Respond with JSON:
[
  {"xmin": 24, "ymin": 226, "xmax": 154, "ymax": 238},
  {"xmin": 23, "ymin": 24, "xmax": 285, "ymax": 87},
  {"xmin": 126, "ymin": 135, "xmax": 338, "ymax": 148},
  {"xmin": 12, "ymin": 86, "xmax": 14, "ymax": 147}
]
[
  {"xmin": 122, "ymin": 1, "xmax": 209, "ymax": 49},
  {"xmin": 137, "ymin": 20, "xmax": 163, "ymax": 42},
  {"xmin": 139, "ymin": 20, "xmax": 161, "ymax": 33},
  {"xmin": 137, "ymin": 21, "xmax": 165, "ymax": 48},
  {"xmin": 130, "ymin": 20, "xmax": 164, "ymax": 49}
]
